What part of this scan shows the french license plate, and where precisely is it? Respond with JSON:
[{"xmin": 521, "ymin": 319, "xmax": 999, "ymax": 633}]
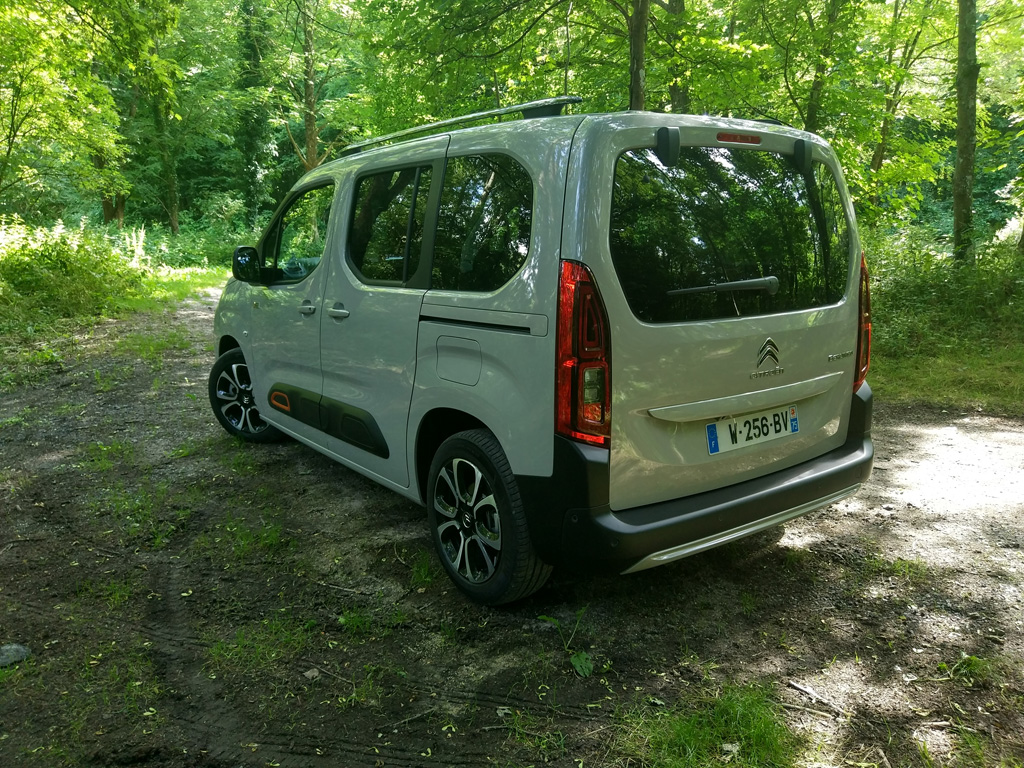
[{"xmin": 706, "ymin": 405, "xmax": 799, "ymax": 455}]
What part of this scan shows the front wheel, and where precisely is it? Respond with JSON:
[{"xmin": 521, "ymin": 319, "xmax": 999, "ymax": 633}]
[
  {"xmin": 427, "ymin": 430, "xmax": 552, "ymax": 605},
  {"xmin": 208, "ymin": 348, "xmax": 283, "ymax": 443}
]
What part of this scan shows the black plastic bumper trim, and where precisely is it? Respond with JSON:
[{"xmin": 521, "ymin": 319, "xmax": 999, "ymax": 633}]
[{"xmin": 518, "ymin": 383, "xmax": 873, "ymax": 571}]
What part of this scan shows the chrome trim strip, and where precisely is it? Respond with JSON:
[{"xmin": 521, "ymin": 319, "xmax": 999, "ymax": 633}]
[
  {"xmin": 647, "ymin": 371, "xmax": 844, "ymax": 423},
  {"xmin": 620, "ymin": 484, "xmax": 861, "ymax": 574}
]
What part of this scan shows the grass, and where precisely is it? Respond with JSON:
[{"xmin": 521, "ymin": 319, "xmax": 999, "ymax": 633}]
[
  {"xmin": 219, "ymin": 514, "xmax": 288, "ymax": 560},
  {"xmin": 622, "ymin": 683, "xmax": 800, "ymax": 768},
  {"xmin": 0, "ymin": 218, "xmax": 228, "ymax": 392},
  {"xmin": 940, "ymin": 653, "xmax": 998, "ymax": 688},
  {"xmin": 338, "ymin": 606, "xmax": 373, "ymax": 637},
  {"xmin": 1, "ymin": 637, "xmax": 163, "ymax": 764},
  {"xmin": 410, "ymin": 549, "xmax": 439, "ymax": 588},
  {"xmin": 502, "ymin": 708, "xmax": 568, "ymax": 761},
  {"xmin": 871, "ymin": 345, "xmax": 1024, "ymax": 416},
  {"xmin": 332, "ymin": 664, "xmax": 385, "ymax": 710},
  {"xmin": 117, "ymin": 328, "xmax": 193, "ymax": 369},
  {"xmin": 864, "ymin": 555, "xmax": 931, "ymax": 585},
  {"xmin": 207, "ymin": 618, "xmax": 313, "ymax": 674},
  {"xmin": 866, "ymin": 227, "xmax": 1024, "ymax": 416},
  {"xmin": 83, "ymin": 439, "xmax": 135, "ymax": 471},
  {"xmin": 217, "ymin": 442, "xmax": 261, "ymax": 475}
]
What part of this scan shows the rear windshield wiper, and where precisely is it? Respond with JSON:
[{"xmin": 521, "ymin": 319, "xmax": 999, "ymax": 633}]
[{"xmin": 667, "ymin": 276, "xmax": 779, "ymax": 297}]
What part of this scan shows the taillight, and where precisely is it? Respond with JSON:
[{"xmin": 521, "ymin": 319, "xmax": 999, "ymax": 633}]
[
  {"xmin": 854, "ymin": 251, "xmax": 871, "ymax": 391},
  {"xmin": 556, "ymin": 261, "xmax": 611, "ymax": 447}
]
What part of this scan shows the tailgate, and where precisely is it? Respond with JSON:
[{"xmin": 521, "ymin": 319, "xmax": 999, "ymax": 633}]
[{"xmin": 564, "ymin": 115, "xmax": 862, "ymax": 511}]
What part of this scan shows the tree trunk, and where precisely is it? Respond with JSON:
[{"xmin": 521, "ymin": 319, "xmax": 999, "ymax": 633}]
[
  {"xmin": 669, "ymin": 81, "xmax": 690, "ymax": 113},
  {"xmin": 628, "ymin": 0, "xmax": 650, "ymax": 110},
  {"xmin": 665, "ymin": 0, "xmax": 690, "ymax": 113},
  {"xmin": 802, "ymin": 0, "xmax": 844, "ymax": 136},
  {"xmin": 237, "ymin": 0, "xmax": 272, "ymax": 225},
  {"xmin": 153, "ymin": 96, "xmax": 180, "ymax": 236},
  {"xmin": 803, "ymin": 63, "xmax": 827, "ymax": 135},
  {"xmin": 301, "ymin": 0, "xmax": 320, "ymax": 170},
  {"xmin": 953, "ymin": 0, "xmax": 979, "ymax": 261},
  {"xmin": 113, "ymin": 194, "xmax": 125, "ymax": 228}
]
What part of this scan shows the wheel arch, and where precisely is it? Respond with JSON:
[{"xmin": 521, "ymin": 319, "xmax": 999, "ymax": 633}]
[
  {"xmin": 414, "ymin": 408, "xmax": 492, "ymax": 505},
  {"xmin": 216, "ymin": 335, "xmax": 242, "ymax": 358}
]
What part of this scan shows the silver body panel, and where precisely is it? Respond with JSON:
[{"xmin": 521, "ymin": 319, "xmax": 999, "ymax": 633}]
[{"xmin": 214, "ymin": 110, "xmax": 866, "ymax": 557}]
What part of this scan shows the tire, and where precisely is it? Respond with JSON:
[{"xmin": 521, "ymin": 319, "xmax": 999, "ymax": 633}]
[
  {"xmin": 426, "ymin": 429, "xmax": 552, "ymax": 605},
  {"xmin": 208, "ymin": 348, "xmax": 284, "ymax": 443}
]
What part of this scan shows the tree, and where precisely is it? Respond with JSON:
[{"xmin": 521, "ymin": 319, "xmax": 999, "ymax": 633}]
[
  {"xmin": 0, "ymin": 3, "xmax": 125, "ymax": 217},
  {"xmin": 237, "ymin": 0, "xmax": 275, "ymax": 223},
  {"xmin": 274, "ymin": 0, "xmax": 367, "ymax": 171},
  {"xmin": 626, "ymin": 0, "xmax": 651, "ymax": 109},
  {"xmin": 953, "ymin": 0, "xmax": 980, "ymax": 260}
]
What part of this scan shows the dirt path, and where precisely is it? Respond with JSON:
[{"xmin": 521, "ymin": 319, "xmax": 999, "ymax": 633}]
[{"xmin": 1, "ymin": 294, "xmax": 1022, "ymax": 767}]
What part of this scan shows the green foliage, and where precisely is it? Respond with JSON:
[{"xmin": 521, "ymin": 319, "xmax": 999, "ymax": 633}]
[
  {"xmin": 939, "ymin": 653, "xmax": 998, "ymax": 687},
  {"xmin": 0, "ymin": 220, "xmax": 144, "ymax": 331},
  {"xmin": 539, "ymin": 607, "xmax": 594, "ymax": 678},
  {"xmin": 626, "ymin": 684, "xmax": 800, "ymax": 768},
  {"xmin": 0, "ymin": 3, "xmax": 127, "ymax": 211},
  {"xmin": 866, "ymin": 226, "xmax": 1024, "ymax": 413}
]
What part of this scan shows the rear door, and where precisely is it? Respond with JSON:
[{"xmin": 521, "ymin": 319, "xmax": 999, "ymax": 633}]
[{"xmin": 565, "ymin": 116, "xmax": 861, "ymax": 511}]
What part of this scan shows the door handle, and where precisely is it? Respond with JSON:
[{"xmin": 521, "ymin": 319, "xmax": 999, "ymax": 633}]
[
  {"xmin": 327, "ymin": 304, "xmax": 350, "ymax": 319},
  {"xmin": 298, "ymin": 302, "xmax": 316, "ymax": 316}
]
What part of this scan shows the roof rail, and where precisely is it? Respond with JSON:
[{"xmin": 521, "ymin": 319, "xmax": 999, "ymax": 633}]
[{"xmin": 340, "ymin": 96, "xmax": 582, "ymax": 157}]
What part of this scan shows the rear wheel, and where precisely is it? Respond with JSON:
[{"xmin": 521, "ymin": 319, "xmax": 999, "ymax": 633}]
[
  {"xmin": 208, "ymin": 349, "xmax": 283, "ymax": 443},
  {"xmin": 427, "ymin": 430, "xmax": 551, "ymax": 605}
]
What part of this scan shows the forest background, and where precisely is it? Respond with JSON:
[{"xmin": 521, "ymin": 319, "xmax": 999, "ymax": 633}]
[{"xmin": 0, "ymin": 0, "xmax": 1023, "ymax": 409}]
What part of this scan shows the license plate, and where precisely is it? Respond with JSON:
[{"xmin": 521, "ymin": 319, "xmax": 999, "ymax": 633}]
[{"xmin": 706, "ymin": 405, "xmax": 799, "ymax": 455}]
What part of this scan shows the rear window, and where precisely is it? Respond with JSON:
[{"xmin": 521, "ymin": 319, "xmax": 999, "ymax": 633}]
[{"xmin": 610, "ymin": 146, "xmax": 850, "ymax": 324}]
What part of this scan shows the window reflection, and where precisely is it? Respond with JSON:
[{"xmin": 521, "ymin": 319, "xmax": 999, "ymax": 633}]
[
  {"xmin": 432, "ymin": 154, "xmax": 533, "ymax": 292},
  {"xmin": 610, "ymin": 147, "xmax": 849, "ymax": 323}
]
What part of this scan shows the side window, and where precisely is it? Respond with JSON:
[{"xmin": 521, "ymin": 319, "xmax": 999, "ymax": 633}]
[
  {"xmin": 269, "ymin": 184, "xmax": 334, "ymax": 281},
  {"xmin": 814, "ymin": 162, "xmax": 851, "ymax": 295},
  {"xmin": 432, "ymin": 154, "xmax": 533, "ymax": 292},
  {"xmin": 348, "ymin": 166, "xmax": 432, "ymax": 284}
]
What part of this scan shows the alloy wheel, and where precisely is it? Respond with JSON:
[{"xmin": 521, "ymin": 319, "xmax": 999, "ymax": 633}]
[
  {"xmin": 214, "ymin": 362, "xmax": 270, "ymax": 436},
  {"xmin": 432, "ymin": 457, "xmax": 503, "ymax": 583}
]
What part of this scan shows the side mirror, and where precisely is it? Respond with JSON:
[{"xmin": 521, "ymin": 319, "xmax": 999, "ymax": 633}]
[{"xmin": 232, "ymin": 246, "xmax": 262, "ymax": 283}]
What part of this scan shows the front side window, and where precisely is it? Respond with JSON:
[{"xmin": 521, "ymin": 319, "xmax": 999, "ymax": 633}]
[
  {"xmin": 348, "ymin": 166, "xmax": 432, "ymax": 284},
  {"xmin": 268, "ymin": 184, "xmax": 334, "ymax": 281},
  {"xmin": 432, "ymin": 154, "xmax": 533, "ymax": 292},
  {"xmin": 610, "ymin": 146, "xmax": 850, "ymax": 323}
]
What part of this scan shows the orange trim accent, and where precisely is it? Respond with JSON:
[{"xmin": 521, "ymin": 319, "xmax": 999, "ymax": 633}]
[{"xmin": 270, "ymin": 391, "xmax": 291, "ymax": 412}]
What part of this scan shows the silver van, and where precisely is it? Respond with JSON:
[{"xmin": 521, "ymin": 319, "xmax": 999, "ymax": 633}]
[{"xmin": 210, "ymin": 98, "xmax": 874, "ymax": 605}]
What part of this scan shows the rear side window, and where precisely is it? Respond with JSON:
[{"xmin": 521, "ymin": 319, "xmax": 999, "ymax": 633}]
[
  {"xmin": 432, "ymin": 154, "xmax": 533, "ymax": 292},
  {"xmin": 349, "ymin": 166, "xmax": 432, "ymax": 284},
  {"xmin": 610, "ymin": 146, "xmax": 850, "ymax": 323}
]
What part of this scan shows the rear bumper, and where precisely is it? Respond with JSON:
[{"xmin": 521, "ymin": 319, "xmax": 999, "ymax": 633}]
[{"xmin": 518, "ymin": 382, "xmax": 873, "ymax": 571}]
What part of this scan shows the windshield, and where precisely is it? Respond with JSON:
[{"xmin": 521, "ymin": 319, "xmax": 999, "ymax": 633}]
[{"xmin": 609, "ymin": 145, "xmax": 850, "ymax": 324}]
